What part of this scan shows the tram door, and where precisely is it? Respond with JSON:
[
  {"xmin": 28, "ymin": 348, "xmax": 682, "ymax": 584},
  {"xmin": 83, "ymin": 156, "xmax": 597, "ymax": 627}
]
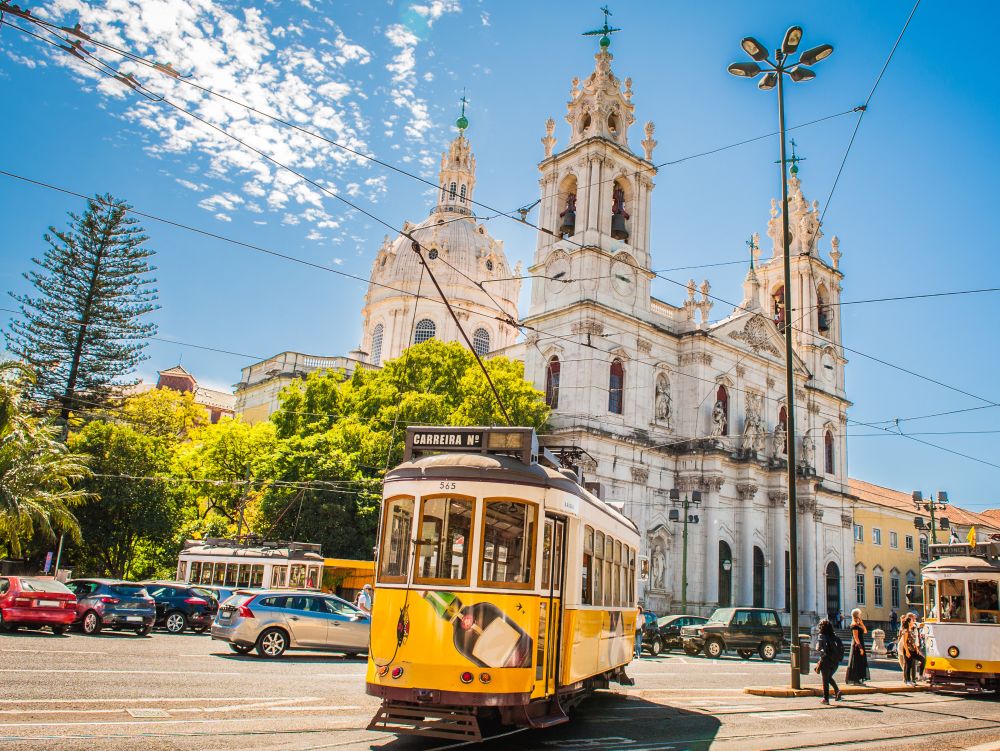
[{"xmin": 534, "ymin": 516, "xmax": 566, "ymax": 699}]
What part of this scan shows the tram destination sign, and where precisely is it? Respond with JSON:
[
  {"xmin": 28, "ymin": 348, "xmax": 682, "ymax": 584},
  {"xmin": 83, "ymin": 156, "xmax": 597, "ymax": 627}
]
[{"xmin": 404, "ymin": 427, "xmax": 536, "ymax": 464}]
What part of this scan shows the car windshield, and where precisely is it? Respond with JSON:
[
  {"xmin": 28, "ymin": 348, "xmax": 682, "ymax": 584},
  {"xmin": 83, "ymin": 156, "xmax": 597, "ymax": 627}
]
[
  {"xmin": 657, "ymin": 616, "xmax": 678, "ymax": 627},
  {"xmin": 110, "ymin": 584, "xmax": 147, "ymax": 597},
  {"xmin": 20, "ymin": 578, "xmax": 72, "ymax": 594},
  {"xmin": 708, "ymin": 608, "xmax": 734, "ymax": 624}
]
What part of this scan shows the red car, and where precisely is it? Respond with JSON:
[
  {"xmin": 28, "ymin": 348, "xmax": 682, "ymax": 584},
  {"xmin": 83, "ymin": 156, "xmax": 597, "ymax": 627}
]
[{"xmin": 0, "ymin": 576, "xmax": 78, "ymax": 635}]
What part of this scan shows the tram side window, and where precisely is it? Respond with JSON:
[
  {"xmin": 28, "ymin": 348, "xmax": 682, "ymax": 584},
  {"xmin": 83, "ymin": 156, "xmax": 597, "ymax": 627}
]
[
  {"xmin": 381, "ymin": 497, "xmax": 414, "ymax": 581},
  {"xmin": 604, "ymin": 535, "xmax": 614, "ymax": 606},
  {"xmin": 481, "ymin": 500, "xmax": 537, "ymax": 588},
  {"xmin": 938, "ymin": 579, "xmax": 968, "ymax": 623},
  {"xmin": 628, "ymin": 547, "xmax": 636, "ymax": 605},
  {"xmin": 416, "ymin": 497, "xmax": 474, "ymax": 584},
  {"xmin": 271, "ymin": 565, "xmax": 287, "ymax": 588},
  {"xmin": 250, "ymin": 564, "xmax": 264, "ymax": 588},
  {"xmin": 582, "ymin": 526, "xmax": 594, "ymax": 605},
  {"xmin": 594, "ymin": 531, "xmax": 605, "ymax": 606},
  {"xmin": 970, "ymin": 580, "xmax": 1000, "ymax": 624},
  {"xmin": 614, "ymin": 540, "xmax": 622, "ymax": 607},
  {"xmin": 188, "ymin": 561, "xmax": 201, "ymax": 583},
  {"xmin": 213, "ymin": 563, "xmax": 225, "ymax": 586},
  {"xmin": 925, "ymin": 580, "xmax": 937, "ymax": 619}
]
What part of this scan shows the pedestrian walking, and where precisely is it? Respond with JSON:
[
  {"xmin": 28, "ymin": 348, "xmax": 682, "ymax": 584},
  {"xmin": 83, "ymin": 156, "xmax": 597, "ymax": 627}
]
[
  {"xmin": 903, "ymin": 618, "xmax": 926, "ymax": 685},
  {"xmin": 896, "ymin": 612, "xmax": 912, "ymax": 674},
  {"xmin": 835, "ymin": 610, "xmax": 844, "ymax": 629},
  {"xmin": 889, "ymin": 609, "xmax": 899, "ymax": 635},
  {"xmin": 845, "ymin": 608, "xmax": 870, "ymax": 685},
  {"xmin": 634, "ymin": 603, "xmax": 644, "ymax": 659},
  {"xmin": 814, "ymin": 618, "xmax": 844, "ymax": 704},
  {"xmin": 355, "ymin": 583, "xmax": 373, "ymax": 615}
]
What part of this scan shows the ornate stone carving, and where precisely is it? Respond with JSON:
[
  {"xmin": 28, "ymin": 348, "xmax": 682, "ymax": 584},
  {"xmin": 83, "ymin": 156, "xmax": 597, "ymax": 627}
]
[
  {"xmin": 650, "ymin": 540, "xmax": 666, "ymax": 590},
  {"xmin": 768, "ymin": 490, "xmax": 787, "ymax": 507},
  {"xmin": 641, "ymin": 121, "xmax": 656, "ymax": 161},
  {"xmin": 729, "ymin": 316, "xmax": 781, "ymax": 357},
  {"xmin": 736, "ymin": 483, "xmax": 758, "ymax": 500},
  {"xmin": 541, "ymin": 117, "xmax": 556, "ymax": 159},
  {"xmin": 577, "ymin": 456, "xmax": 598, "ymax": 473},
  {"xmin": 636, "ymin": 337, "xmax": 652, "ymax": 354},
  {"xmin": 808, "ymin": 402, "xmax": 821, "ymax": 414},
  {"xmin": 839, "ymin": 412, "xmax": 849, "ymax": 425},
  {"xmin": 812, "ymin": 509, "xmax": 825, "ymax": 523},
  {"xmin": 710, "ymin": 401, "xmax": 727, "ymax": 437},
  {"xmin": 572, "ymin": 319, "xmax": 604, "ymax": 336},
  {"xmin": 797, "ymin": 497, "xmax": 817, "ymax": 514},
  {"xmin": 841, "ymin": 513, "xmax": 853, "ymax": 529},
  {"xmin": 735, "ymin": 365, "xmax": 747, "ymax": 379},
  {"xmin": 741, "ymin": 393, "xmax": 766, "ymax": 454},
  {"xmin": 830, "ymin": 235, "xmax": 841, "ymax": 269},
  {"xmin": 631, "ymin": 466, "xmax": 649, "ymax": 484},
  {"xmin": 771, "ymin": 421, "xmax": 786, "ymax": 460},
  {"xmin": 705, "ymin": 475, "xmax": 725, "ymax": 492},
  {"xmin": 679, "ymin": 352, "xmax": 713, "ymax": 367},
  {"xmin": 800, "ymin": 430, "xmax": 815, "ymax": 470},
  {"xmin": 767, "ymin": 377, "xmax": 776, "ymax": 390},
  {"xmin": 655, "ymin": 373, "xmax": 671, "ymax": 426}
]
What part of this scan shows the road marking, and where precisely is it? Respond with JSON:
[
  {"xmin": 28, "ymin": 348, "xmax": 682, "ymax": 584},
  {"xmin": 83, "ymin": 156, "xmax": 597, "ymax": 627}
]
[
  {"xmin": 0, "ymin": 668, "xmax": 241, "ymax": 676},
  {"xmin": 0, "ymin": 698, "xmax": 330, "ymax": 716},
  {"xmin": 0, "ymin": 716, "xmax": 358, "ymax": 730},
  {"xmin": 0, "ymin": 696, "xmax": 305, "ymax": 704},
  {"xmin": 127, "ymin": 709, "xmax": 170, "ymax": 719},
  {"xmin": 0, "ymin": 648, "xmax": 108, "ymax": 656},
  {"xmin": 749, "ymin": 711, "xmax": 811, "ymax": 719}
]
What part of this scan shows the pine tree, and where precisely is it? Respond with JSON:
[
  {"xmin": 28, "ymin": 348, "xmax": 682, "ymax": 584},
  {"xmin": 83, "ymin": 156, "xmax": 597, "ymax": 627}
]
[{"xmin": 4, "ymin": 194, "xmax": 159, "ymax": 426}]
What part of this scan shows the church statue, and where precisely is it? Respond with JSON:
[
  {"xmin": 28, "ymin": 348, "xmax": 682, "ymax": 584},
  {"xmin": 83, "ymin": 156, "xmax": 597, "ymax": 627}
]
[
  {"xmin": 741, "ymin": 395, "xmax": 765, "ymax": 454},
  {"xmin": 772, "ymin": 420, "xmax": 787, "ymax": 459},
  {"xmin": 655, "ymin": 375, "xmax": 671, "ymax": 424},
  {"xmin": 651, "ymin": 545, "xmax": 665, "ymax": 590},
  {"xmin": 800, "ymin": 429, "xmax": 815, "ymax": 469},
  {"xmin": 710, "ymin": 400, "xmax": 727, "ymax": 437}
]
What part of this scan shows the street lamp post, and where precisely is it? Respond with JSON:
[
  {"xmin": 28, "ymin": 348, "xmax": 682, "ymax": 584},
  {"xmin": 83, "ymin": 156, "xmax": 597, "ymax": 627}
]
[
  {"xmin": 669, "ymin": 488, "xmax": 702, "ymax": 614},
  {"xmin": 728, "ymin": 27, "xmax": 833, "ymax": 690},
  {"xmin": 913, "ymin": 490, "xmax": 949, "ymax": 545}
]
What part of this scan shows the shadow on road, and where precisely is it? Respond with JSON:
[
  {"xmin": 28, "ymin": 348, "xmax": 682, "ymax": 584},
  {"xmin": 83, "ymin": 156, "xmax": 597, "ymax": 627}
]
[{"xmin": 214, "ymin": 651, "xmax": 368, "ymax": 664}]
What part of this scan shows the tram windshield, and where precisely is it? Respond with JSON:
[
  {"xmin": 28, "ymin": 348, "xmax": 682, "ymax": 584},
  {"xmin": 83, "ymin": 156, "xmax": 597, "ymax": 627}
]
[
  {"xmin": 380, "ymin": 497, "xmax": 414, "ymax": 581},
  {"xmin": 938, "ymin": 579, "xmax": 967, "ymax": 623},
  {"xmin": 480, "ymin": 500, "xmax": 536, "ymax": 588},
  {"xmin": 970, "ymin": 579, "xmax": 1000, "ymax": 624},
  {"xmin": 415, "ymin": 497, "xmax": 474, "ymax": 584}
]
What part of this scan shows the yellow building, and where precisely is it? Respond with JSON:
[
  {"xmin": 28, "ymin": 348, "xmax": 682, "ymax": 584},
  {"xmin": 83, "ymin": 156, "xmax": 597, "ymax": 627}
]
[{"xmin": 849, "ymin": 479, "xmax": 929, "ymax": 627}]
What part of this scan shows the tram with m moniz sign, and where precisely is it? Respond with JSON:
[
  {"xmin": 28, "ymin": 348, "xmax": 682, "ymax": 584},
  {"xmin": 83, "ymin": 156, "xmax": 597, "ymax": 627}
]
[{"xmin": 366, "ymin": 426, "xmax": 640, "ymax": 741}]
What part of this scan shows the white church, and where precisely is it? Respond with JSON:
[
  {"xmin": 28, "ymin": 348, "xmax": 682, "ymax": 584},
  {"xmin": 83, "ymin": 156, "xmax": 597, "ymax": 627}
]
[{"xmin": 238, "ymin": 39, "xmax": 854, "ymax": 624}]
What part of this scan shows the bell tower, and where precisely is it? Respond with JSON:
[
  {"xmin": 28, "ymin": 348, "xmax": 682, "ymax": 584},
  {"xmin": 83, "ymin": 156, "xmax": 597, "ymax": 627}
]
[
  {"xmin": 434, "ymin": 96, "xmax": 476, "ymax": 217},
  {"xmin": 527, "ymin": 17, "xmax": 658, "ymax": 319}
]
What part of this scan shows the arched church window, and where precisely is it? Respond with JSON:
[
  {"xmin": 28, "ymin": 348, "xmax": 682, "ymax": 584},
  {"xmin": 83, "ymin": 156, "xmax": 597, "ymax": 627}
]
[
  {"xmin": 716, "ymin": 385, "xmax": 729, "ymax": 436},
  {"xmin": 610, "ymin": 181, "xmax": 630, "ymax": 241},
  {"xmin": 825, "ymin": 430, "xmax": 835, "ymax": 474},
  {"xmin": 449, "ymin": 182, "xmax": 457, "ymax": 199},
  {"xmin": 778, "ymin": 406, "xmax": 788, "ymax": 454},
  {"xmin": 460, "ymin": 184, "xmax": 467, "ymax": 203},
  {"xmin": 472, "ymin": 328, "xmax": 490, "ymax": 357},
  {"xmin": 773, "ymin": 285, "xmax": 786, "ymax": 332},
  {"xmin": 371, "ymin": 324, "xmax": 384, "ymax": 367},
  {"xmin": 608, "ymin": 359, "xmax": 624, "ymax": 415},
  {"xmin": 414, "ymin": 319, "xmax": 436, "ymax": 345},
  {"xmin": 545, "ymin": 356, "xmax": 561, "ymax": 409},
  {"xmin": 817, "ymin": 286, "xmax": 832, "ymax": 333},
  {"xmin": 608, "ymin": 113, "xmax": 619, "ymax": 137},
  {"xmin": 580, "ymin": 112, "xmax": 592, "ymax": 133}
]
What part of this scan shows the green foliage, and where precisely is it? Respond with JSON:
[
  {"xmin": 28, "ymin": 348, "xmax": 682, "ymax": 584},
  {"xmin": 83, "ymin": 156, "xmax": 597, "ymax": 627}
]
[
  {"xmin": 120, "ymin": 387, "xmax": 208, "ymax": 439},
  {"xmin": 0, "ymin": 361, "xmax": 89, "ymax": 558},
  {"xmin": 4, "ymin": 194, "xmax": 158, "ymax": 419},
  {"xmin": 257, "ymin": 341, "xmax": 549, "ymax": 558}
]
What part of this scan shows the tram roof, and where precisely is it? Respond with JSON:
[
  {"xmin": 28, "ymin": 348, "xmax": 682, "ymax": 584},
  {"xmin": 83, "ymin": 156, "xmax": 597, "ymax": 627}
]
[
  {"xmin": 923, "ymin": 555, "xmax": 1000, "ymax": 575},
  {"xmin": 385, "ymin": 452, "xmax": 638, "ymax": 533}
]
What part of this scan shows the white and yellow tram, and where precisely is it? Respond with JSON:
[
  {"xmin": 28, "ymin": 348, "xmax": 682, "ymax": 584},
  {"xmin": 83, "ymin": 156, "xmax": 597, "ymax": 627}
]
[
  {"xmin": 921, "ymin": 542, "xmax": 1000, "ymax": 693},
  {"xmin": 365, "ymin": 426, "xmax": 640, "ymax": 741}
]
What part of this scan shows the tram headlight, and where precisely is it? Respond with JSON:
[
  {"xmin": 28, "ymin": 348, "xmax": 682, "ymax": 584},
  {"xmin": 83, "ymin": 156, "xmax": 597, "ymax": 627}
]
[
  {"xmin": 460, "ymin": 671, "xmax": 474, "ymax": 684},
  {"xmin": 947, "ymin": 646, "xmax": 960, "ymax": 658}
]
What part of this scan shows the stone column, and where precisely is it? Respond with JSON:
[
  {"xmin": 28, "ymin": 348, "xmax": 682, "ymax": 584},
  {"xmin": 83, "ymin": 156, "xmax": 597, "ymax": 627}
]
[
  {"xmin": 769, "ymin": 490, "xmax": 787, "ymax": 612},
  {"xmin": 800, "ymin": 497, "xmax": 817, "ymax": 618},
  {"xmin": 737, "ymin": 483, "xmax": 757, "ymax": 606},
  {"xmin": 813, "ymin": 508, "xmax": 826, "ymax": 617},
  {"xmin": 702, "ymin": 498, "xmax": 718, "ymax": 608},
  {"xmin": 586, "ymin": 157, "xmax": 602, "ymax": 245}
]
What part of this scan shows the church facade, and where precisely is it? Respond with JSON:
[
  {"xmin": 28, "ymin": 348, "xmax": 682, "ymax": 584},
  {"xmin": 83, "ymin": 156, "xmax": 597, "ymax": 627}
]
[{"xmin": 518, "ymin": 44, "xmax": 854, "ymax": 622}]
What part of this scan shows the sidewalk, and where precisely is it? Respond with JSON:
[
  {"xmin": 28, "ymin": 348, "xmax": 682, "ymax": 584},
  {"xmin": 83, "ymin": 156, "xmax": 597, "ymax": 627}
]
[{"xmin": 745, "ymin": 681, "xmax": 933, "ymax": 698}]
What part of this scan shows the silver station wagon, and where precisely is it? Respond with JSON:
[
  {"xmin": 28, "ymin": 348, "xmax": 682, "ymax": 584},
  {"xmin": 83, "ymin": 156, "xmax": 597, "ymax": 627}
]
[{"xmin": 211, "ymin": 590, "xmax": 370, "ymax": 658}]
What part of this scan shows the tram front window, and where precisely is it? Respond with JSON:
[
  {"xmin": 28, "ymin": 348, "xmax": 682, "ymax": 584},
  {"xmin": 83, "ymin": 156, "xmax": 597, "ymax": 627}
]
[
  {"xmin": 938, "ymin": 578, "xmax": 968, "ymax": 623},
  {"xmin": 415, "ymin": 497, "xmax": 474, "ymax": 584},
  {"xmin": 925, "ymin": 581, "xmax": 937, "ymax": 619},
  {"xmin": 380, "ymin": 497, "xmax": 414, "ymax": 581},
  {"xmin": 970, "ymin": 579, "xmax": 1000, "ymax": 623},
  {"xmin": 481, "ymin": 500, "xmax": 537, "ymax": 588}
]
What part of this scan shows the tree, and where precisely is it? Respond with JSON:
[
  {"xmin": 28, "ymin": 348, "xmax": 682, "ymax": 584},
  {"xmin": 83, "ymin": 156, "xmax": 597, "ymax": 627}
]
[
  {"xmin": 4, "ymin": 194, "xmax": 158, "ymax": 427},
  {"xmin": 0, "ymin": 362, "xmax": 89, "ymax": 558},
  {"xmin": 120, "ymin": 387, "xmax": 208, "ymax": 440}
]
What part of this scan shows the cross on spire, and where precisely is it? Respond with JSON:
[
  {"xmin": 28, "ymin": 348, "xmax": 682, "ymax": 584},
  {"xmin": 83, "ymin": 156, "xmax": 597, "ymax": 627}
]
[
  {"xmin": 746, "ymin": 235, "xmax": 758, "ymax": 271},
  {"xmin": 582, "ymin": 5, "xmax": 622, "ymax": 49},
  {"xmin": 776, "ymin": 138, "xmax": 806, "ymax": 176},
  {"xmin": 455, "ymin": 89, "xmax": 469, "ymax": 131}
]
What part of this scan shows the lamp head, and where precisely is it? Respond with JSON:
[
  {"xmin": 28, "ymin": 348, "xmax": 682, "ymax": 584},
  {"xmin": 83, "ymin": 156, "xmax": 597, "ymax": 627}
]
[
  {"xmin": 741, "ymin": 36, "xmax": 769, "ymax": 62},
  {"xmin": 782, "ymin": 25, "xmax": 803, "ymax": 54},
  {"xmin": 799, "ymin": 43, "xmax": 833, "ymax": 66},
  {"xmin": 691, "ymin": 490, "xmax": 703, "ymax": 504},
  {"xmin": 937, "ymin": 490, "xmax": 949, "ymax": 505},
  {"xmin": 669, "ymin": 488, "xmax": 680, "ymax": 502},
  {"xmin": 758, "ymin": 72, "xmax": 778, "ymax": 90},
  {"xmin": 789, "ymin": 66, "xmax": 816, "ymax": 83},
  {"xmin": 728, "ymin": 62, "xmax": 762, "ymax": 78}
]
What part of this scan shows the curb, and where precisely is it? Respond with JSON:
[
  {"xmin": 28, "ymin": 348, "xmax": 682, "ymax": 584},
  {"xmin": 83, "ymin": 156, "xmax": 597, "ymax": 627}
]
[{"xmin": 745, "ymin": 683, "xmax": 933, "ymax": 698}]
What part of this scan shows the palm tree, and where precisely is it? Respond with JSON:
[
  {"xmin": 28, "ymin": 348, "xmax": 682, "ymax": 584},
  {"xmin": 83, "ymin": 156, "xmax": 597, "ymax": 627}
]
[{"xmin": 0, "ymin": 361, "xmax": 88, "ymax": 558}]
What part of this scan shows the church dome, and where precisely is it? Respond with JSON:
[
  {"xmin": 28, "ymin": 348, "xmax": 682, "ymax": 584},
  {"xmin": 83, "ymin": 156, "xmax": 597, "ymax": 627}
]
[{"xmin": 359, "ymin": 125, "xmax": 521, "ymax": 367}]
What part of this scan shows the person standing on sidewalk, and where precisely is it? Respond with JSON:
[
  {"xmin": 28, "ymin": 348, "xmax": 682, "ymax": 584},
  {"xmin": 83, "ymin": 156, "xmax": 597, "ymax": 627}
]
[
  {"xmin": 814, "ymin": 618, "xmax": 843, "ymax": 704},
  {"xmin": 634, "ymin": 603, "xmax": 644, "ymax": 659},
  {"xmin": 902, "ymin": 617, "xmax": 926, "ymax": 686},
  {"xmin": 896, "ymin": 612, "xmax": 912, "ymax": 675},
  {"xmin": 846, "ymin": 609, "xmax": 870, "ymax": 685}
]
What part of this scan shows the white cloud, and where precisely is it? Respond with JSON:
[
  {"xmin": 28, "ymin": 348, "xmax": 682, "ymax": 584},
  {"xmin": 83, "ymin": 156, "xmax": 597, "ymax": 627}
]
[{"xmin": 480, "ymin": 11, "xmax": 490, "ymax": 26}]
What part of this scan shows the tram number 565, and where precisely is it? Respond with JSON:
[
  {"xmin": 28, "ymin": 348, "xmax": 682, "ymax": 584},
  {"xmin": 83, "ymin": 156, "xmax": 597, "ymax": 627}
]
[{"xmin": 439, "ymin": 481, "xmax": 457, "ymax": 491}]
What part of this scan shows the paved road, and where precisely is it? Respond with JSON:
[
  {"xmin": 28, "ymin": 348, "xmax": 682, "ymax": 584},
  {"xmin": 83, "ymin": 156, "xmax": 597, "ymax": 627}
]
[{"xmin": 1, "ymin": 628, "xmax": 998, "ymax": 750}]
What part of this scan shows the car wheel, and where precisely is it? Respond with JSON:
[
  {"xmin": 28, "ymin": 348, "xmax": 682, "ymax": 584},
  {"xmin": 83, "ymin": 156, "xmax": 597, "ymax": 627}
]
[
  {"xmin": 737, "ymin": 649, "xmax": 754, "ymax": 660},
  {"xmin": 649, "ymin": 637, "xmax": 663, "ymax": 657},
  {"xmin": 51, "ymin": 625, "xmax": 67, "ymax": 635},
  {"xmin": 705, "ymin": 638, "xmax": 724, "ymax": 659},
  {"xmin": 229, "ymin": 643, "xmax": 254, "ymax": 655},
  {"xmin": 81, "ymin": 610, "xmax": 102, "ymax": 635},
  {"xmin": 759, "ymin": 642, "xmax": 777, "ymax": 661},
  {"xmin": 135, "ymin": 624, "xmax": 152, "ymax": 637},
  {"xmin": 164, "ymin": 611, "xmax": 187, "ymax": 634},
  {"xmin": 256, "ymin": 628, "xmax": 287, "ymax": 658},
  {"xmin": 683, "ymin": 644, "xmax": 700, "ymax": 656}
]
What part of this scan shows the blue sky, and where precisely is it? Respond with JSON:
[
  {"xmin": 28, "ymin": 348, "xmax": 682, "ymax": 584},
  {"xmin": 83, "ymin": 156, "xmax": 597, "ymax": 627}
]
[{"xmin": 2, "ymin": 1, "xmax": 999, "ymax": 510}]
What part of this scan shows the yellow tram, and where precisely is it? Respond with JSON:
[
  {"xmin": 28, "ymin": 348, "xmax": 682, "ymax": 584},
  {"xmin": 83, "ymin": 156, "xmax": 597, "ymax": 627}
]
[
  {"xmin": 365, "ymin": 426, "xmax": 640, "ymax": 741},
  {"xmin": 921, "ymin": 541, "xmax": 1000, "ymax": 693}
]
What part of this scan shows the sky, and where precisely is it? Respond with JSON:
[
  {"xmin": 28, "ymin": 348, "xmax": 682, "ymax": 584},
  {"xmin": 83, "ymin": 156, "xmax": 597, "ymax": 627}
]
[{"xmin": 1, "ymin": 1, "xmax": 999, "ymax": 511}]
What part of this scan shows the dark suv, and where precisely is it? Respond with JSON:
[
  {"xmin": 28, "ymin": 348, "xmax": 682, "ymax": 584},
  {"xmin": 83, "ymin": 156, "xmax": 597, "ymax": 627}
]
[
  {"xmin": 67, "ymin": 579, "xmax": 156, "ymax": 636},
  {"xmin": 143, "ymin": 582, "xmax": 217, "ymax": 634},
  {"xmin": 656, "ymin": 614, "xmax": 708, "ymax": 653},
  {"xmin": 681, "ymin": 607, "xmax": 786, "ymax": 661}
]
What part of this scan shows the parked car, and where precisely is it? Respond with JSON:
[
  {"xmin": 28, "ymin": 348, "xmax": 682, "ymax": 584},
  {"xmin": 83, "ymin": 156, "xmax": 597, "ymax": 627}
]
[
  {"xmin": 655, "ymin": 614, "xmax": 708, "ymax": 653},
  {"xmin": 142, "ymin": 581, "xmax": 218, "ymax": 634},
  {"xmin": 193, "ymin": 585, "xmax": 239, "ymax": 606},
  {"xmin": 66, "ymin": 579, "xmax": 156, "ymax": 636},
  {"xmin": 0, "ymin": 576, "xmax": 77, "ymax": 634},
  {"xmin": 211, "ymin": 590, "xmax": 370, "ymax": 658},
  {"xmin": 681, "ymin": 607, "xmax": 786, "ymax": 661}
]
